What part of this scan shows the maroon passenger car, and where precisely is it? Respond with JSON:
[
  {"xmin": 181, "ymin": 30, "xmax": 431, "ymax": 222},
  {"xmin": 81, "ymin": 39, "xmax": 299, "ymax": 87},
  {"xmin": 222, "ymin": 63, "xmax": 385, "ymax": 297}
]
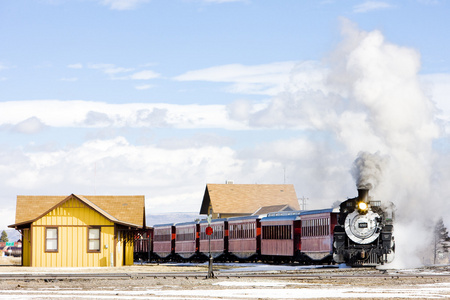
[
  {"xmin": 174, "ymin": 221, "xmax": 200, "ymax": 260},
  {"xmin": 153, "ymin": 224, "xmax": 175, "ymax": 259},
  {"xmin": 300, "ymin": 209, "xmax": 338, "ymax": 262},
  {"xmin": 260, "ymin": 209, "xmax": 338, "ymax": 263},
  {"xmin": 199, "ymin": 218, "xmax": 228, "ymax": 259},
  {"xmin": 260, "ymin": 212, "xmax": 301, "ymax": 262},
  {"xmin": 228, "ymin": 216, "xmax": 261, "ymax": 260}
]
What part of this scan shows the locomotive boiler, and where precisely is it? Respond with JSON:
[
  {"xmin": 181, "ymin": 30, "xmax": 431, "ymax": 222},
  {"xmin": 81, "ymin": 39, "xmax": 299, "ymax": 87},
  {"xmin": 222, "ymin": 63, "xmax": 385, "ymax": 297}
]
[{"xmin": 333, "ymin": 188, "xmax": 395, "ymax": 266}]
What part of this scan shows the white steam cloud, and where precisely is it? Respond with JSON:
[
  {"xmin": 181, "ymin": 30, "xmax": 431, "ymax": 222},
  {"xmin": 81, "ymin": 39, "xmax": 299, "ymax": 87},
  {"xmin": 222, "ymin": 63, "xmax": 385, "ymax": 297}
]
[
  {"xmin": 329, "ymin": 20, "xmax": 440, "ymax": 268},
  {"xmin": 243, "ymin": 19, "xmax": 441, "ymax": 268},
  {"xmin": 328, "ymin": 20, "xmax": 440, "ymax": 268}
]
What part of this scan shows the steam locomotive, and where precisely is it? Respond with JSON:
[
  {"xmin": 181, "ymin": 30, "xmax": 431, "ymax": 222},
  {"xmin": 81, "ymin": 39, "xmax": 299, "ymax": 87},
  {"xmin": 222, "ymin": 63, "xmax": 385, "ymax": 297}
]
[
  {"xmin": 333, "ymin": 188, "xmax": 395, "ymax": 265},
  {"xmin": 135, "ymin": 188, "xmax": 395, "ymax": 266}
]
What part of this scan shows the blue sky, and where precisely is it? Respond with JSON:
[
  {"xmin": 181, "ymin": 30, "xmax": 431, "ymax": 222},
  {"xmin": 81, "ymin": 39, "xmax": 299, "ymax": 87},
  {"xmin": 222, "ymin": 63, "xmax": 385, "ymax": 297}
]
[{"xmin": 1, "ymin": 0, "xmax": 450, "ymax": 247}]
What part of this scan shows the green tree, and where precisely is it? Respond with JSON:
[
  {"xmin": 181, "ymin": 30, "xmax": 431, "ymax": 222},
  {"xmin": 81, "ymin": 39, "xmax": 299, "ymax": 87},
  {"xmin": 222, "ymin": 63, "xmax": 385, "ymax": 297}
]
[
  {"xmin": 0, "ymin": 230, "xmax": 8, "ymax": 243},
  {"xmin": 434, "ymin": 217, "xmax": 450, "ymax": 264}
]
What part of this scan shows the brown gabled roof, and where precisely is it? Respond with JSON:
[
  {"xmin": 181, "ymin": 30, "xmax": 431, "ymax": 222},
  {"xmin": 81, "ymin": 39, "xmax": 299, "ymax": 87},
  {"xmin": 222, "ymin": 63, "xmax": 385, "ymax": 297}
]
[
  {"xmin": 200, "ymin": 184, "xmax": 300, "ymax": 215},
  {"xmin": 9, "ymin": 194, "xmax": 145, "ymax": 228}
]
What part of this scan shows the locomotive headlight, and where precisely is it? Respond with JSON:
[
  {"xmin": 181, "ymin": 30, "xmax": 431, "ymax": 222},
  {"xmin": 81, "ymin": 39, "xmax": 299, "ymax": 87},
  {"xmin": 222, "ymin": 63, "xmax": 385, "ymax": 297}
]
[{"xmin": 357, "ymin": 201, "xmax": 369, "ymax": 213}]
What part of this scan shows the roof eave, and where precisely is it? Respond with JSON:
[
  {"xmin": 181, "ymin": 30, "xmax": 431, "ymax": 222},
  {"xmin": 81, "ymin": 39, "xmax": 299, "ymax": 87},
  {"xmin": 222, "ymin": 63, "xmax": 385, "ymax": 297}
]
[
  {"xmin": 115, "ymin": 220, "xmax": 142, "ymax": 229},
  {"xmin": 199, "ymin": 185, "xmax": 211, "ymax": 214},
  {"xmin": 8, "ymin": 221, "xmax": 33, "ymax": 229}
]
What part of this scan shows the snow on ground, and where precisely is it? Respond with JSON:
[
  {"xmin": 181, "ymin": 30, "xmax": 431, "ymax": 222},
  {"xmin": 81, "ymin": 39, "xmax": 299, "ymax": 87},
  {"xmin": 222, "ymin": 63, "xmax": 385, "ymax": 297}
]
[
  {"xmin": 1, "ymin": 263, "xmax": 450, "ymax": 299},
  {"xmin": 216, "ymin": 262, "xmax": 341, "ymax": 273},
  {"xmin": 0, "ymin": 281, "xmax": 449, "ymax": 299}
]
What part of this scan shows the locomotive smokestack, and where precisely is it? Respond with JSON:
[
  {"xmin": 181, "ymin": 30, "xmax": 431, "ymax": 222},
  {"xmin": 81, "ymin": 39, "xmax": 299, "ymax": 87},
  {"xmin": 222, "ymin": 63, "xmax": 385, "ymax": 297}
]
[{"xmin": 357, "ymin": 188, "xmax": 369, "ymax": 203}]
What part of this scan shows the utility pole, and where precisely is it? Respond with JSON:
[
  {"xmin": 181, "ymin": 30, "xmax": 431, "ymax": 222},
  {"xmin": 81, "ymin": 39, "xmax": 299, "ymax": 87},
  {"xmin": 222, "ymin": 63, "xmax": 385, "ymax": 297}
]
[
  {"xmin": 206, "ymin": 208, "xmax": 214, "ymax": 279},
  {"xmin": 299, "ymin": 196, "xmax": 308, "ymax": 211}
]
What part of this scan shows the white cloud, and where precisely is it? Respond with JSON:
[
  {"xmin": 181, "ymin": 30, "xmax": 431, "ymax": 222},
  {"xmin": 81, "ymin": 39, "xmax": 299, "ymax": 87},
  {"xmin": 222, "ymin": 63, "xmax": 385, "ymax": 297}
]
[
  {"xmin": 0, "ymin": 207, "xmax": 15, "ymax": 234},
  {"xmin": 130, "ymin": 70, "xmax": 160, "ymax": 80},
  {"xmin": 12, "ymin": 117, "xmax": 47, "ymax": 134},
  {"xmin": 420, "ymin": 73, "xmax": 450, "ymax": 135},
  {"xmin": 353, "ymin": 1, "xmax": 394, "ymax": 13},
  {"xmin": 100, "ymin": 0, "xmax": 150, "ymax": 10},
  {"xmin": 87, "ymin": 63, "xmax": 160, "ymax": 81},
  {"xmin": 0, "ymin": 136, "xmax": 246, "ymax": 215},
  {"xmin": 174, "ymin": 61, "xmax": 295, "ymax": 82},
  {"xmin": 68, "ymin": 63, "xmax": 83, "ymax": 69},
  {"xmin": 88, "ymin": 63, "xmax": 134, "ymax": 77},
  {"xmin": 83, "ymin": 111, "xmax": 114, "ymax": 127},
  {"xmin": 175, "ymin": 61, "xmax": 307, "ymax": 96},
  {"xmin": 135, "ymin": 84, "xmax": 154, "ymax": 90},
  {"xmin": 226, "ymin": 99, "xmax": 254, "ymax": 122},
  {"xmin": 421, "ymin": 73, "xmax": 450, "ymax": 116}
]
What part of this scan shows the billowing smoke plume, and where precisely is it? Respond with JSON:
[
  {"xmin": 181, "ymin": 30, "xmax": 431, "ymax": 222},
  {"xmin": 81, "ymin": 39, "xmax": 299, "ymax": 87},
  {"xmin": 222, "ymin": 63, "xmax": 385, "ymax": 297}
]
[
  {"xmin": 352, "ymin": 151, "xmax": 389, "ymax": 191},
  {"xmin": 331, "ymin": 20, "xmax": 440, "ymax": 268},
  {"xmin": 240, "ymin": 19, "xmax": 442, "ymax": 268}
]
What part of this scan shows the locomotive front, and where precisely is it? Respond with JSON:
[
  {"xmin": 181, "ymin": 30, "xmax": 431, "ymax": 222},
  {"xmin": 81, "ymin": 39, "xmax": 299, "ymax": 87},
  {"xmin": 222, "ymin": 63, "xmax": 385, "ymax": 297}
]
[{"xmin": 333, "ymin": 188, "xmax": 395, "ymax": 266}]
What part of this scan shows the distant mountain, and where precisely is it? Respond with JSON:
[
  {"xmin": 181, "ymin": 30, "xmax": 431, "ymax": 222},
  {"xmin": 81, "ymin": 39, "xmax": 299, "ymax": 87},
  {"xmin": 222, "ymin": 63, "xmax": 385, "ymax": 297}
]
[{"xmin": 146, "ymin": 212, "xmax": 204, "ymax": 227}]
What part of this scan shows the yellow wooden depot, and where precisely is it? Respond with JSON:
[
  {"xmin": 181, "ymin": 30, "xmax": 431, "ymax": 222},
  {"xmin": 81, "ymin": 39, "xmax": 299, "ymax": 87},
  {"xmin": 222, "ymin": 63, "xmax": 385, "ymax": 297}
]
[{"xmin": 9, "ymin": 194, "xmax": 145, "ymax": 267}]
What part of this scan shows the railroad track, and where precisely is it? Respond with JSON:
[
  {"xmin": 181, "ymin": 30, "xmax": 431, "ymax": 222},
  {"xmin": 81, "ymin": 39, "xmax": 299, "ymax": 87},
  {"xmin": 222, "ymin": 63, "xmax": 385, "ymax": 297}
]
[{"xmin": 0, "ymin": 271, "xmax": 449, "ymax": 281}]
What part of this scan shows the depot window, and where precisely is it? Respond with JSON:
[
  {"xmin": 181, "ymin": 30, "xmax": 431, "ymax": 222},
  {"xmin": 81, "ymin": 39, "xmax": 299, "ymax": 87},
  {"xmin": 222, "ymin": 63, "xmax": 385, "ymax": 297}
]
[
  {"xmin": 45, "ymin": 227, "xmax": 58, "ymax": 252},
  {"xmin": 88, "ymin": 227, "xmax": 101, "ymax": 252}
]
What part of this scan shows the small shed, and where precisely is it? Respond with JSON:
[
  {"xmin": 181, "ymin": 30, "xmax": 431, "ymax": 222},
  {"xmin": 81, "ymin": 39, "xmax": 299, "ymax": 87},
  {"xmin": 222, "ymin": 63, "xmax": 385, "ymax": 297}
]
[
  {"xmin": 252, "ymin": 204, "xmax": 295, "ymax": 215},
  {"xmin": 8, "ymin": 194, "xmax": 145, "ymax": 267},
  {"xmin": 200, "ymin": 183, "xmax": 300, "ymax": 219}
]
